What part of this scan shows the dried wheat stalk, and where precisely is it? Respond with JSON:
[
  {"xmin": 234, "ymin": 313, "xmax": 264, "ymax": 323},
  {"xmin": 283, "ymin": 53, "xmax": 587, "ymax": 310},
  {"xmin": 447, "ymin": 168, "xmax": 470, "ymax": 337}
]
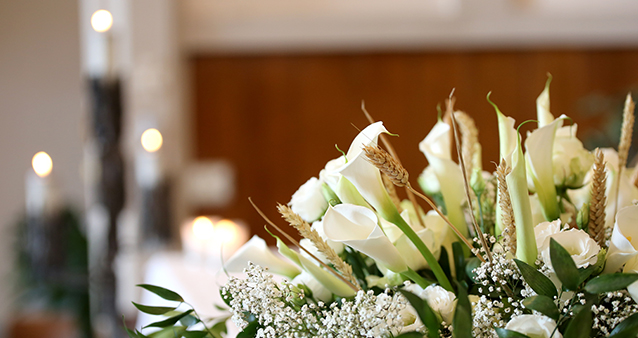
[
  {"xmin": 614, "ymin": 94, "xmax": 635, "ymax": 216},
  {"xmin": 277, "ymin": 204, "xmax": 359, "ymax": 286},
  {"xmin": 454, "ymin": 111, "xmax": 480, "ymax": 179},
  {"xmin": 362, "ymin": 144, "xmax": 481, "ymax": 259},
  {"xmin": 382, "ymin": 173, "xmax": 403, "ymax": 212},
  {"xmin": 497, "ymin": 159, "xmax": 516, "ymax": 255},
  {"xmin": 589, "ymin": 148, "xmax": 607, "ymax": 247}
]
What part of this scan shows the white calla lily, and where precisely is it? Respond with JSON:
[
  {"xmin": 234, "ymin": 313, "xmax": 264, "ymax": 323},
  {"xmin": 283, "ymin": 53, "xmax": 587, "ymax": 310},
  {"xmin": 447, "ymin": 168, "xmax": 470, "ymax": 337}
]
[
  {"xmin": 419, "ymin": 120, "xmax": 469, "ymax": 237},
  {"xmin": 323, "ymin": 204, "xmax": 408, "ymax": 273},
  {"xmin": 493, "ymin": 101, "xmax": 537, "ymax": 265},
  {"xmin": 495, "ymin": 107, "xmax": 518, "ymax": 235},
  {"xmin": 225, "ymin": 235, "xmax": 301, "ymax": 279},
  {"xmin": 336, "ymin": 121, "xmax": 396, "ymax": 217},
  {"xmin": 276, "ymin": 234, "xmax": 355, "ymax": 297},
  {"xmin": 536, "ymin": 77, "xmax": 554, "ymax": 128},
  {"xmin": 525, "ymin": 117, "xmax": 563, "ymax": 221},
  {"xmin": 604, "ymin": 205, "xmax": 638, "ymax": 274}
]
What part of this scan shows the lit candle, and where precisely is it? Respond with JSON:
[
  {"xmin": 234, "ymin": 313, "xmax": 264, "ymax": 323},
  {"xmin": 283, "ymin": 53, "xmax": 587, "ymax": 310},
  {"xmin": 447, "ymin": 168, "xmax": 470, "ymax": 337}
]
[
  {"xmin": 135, "ymin": 128, "xmax": 163, "ymax": 189},
  {"xmin": 89, "ymin": 9, "xmax": 114, "ymax": 77},
  {"xmin": 180, "ymin": 216, "xmax": 249, "ymax": 267},
  {"xmin": 25, "ymin": 152, "xmax": 60, "ymax": 219}
]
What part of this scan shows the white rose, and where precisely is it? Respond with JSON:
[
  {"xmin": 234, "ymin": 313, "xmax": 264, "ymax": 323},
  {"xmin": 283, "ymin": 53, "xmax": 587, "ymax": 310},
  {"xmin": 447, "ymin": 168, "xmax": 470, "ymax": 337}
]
[
  {"xmin": 319, "ymin": 156, "xmax": 346, "ymax": 191},
  {"xmin": 552, "ymin": 125, "xmax": 593, "ymax": 189},
  {"xmin": 534, "ymin": 219, "xmax": 562, "ymax": 253},
  {"xmin": 402, "ymin": 284, "xmax": 456, "ymax": 324},
  {"xmin": 539, "ymin": 229, "xmax": 600, "ymax": 271},
  {"xmin": 417, "ymin": 166, "xmax": 441, "ymax": 195},
  {"xmin": 289, "ymin": 177, "xmax": 328, "ymax": 222},
  {"xmin": 505, "ymin": 314, "xmax": 562, "ymax": 338}
]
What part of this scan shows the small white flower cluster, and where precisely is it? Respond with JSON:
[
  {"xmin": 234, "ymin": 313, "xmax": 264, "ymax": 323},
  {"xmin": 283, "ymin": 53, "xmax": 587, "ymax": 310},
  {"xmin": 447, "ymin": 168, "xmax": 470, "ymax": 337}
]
[
  {"xmin": 589, "ymin": 290, "xmax": 638, "ymax": 336},
  {"xmin": 470, "ymin": 249, "xmax": 531, "ymax": 338},
  {"xmin": 221, "ymin": 263, "xmax": 407, "ymax": 338}
]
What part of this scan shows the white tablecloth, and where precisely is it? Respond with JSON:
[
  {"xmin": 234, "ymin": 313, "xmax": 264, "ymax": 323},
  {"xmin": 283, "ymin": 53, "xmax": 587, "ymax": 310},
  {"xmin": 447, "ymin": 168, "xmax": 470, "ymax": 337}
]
[{"xmin": 135, "ymin": 251, "xmax": 240, "ymax": 336}]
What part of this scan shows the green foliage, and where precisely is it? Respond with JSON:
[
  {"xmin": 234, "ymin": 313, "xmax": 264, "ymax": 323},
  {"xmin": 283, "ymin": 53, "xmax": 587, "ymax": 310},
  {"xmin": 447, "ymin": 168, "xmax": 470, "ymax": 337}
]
[
  {"xmin": 137, "ymin": 284, "xmax": 185, "ymax": 302},
  {"xmin": 584, "ymin": 273, "xmax": 638, "ymax": 294},
  {"xmin": 549, "ymin": 239, "xmax": 580, "ymax": 291},
  {"xmin": 563, "ymin": 307, "xmax": 592, "ymax": 338},
  {"xmin": 522, "ymin": 295, "xmax": 559, "ymax": 321},
  {"xmin": 452, "ymin": 282, "xmax": 472, "ymax": 338},
  {"xmin": 609, "ymin": 312, "xmax": 638, "ymax": 338},
  {"xmin": 513, "ymin": 259, "xmax": 557, "ymax": 298}
]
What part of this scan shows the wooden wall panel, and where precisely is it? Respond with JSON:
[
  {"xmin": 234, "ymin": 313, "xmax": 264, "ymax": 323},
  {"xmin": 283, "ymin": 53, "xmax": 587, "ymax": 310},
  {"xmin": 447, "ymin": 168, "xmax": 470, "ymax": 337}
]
[{"xmin": 191, "ymin": 50, "xmax": 638, "ymax": 241}]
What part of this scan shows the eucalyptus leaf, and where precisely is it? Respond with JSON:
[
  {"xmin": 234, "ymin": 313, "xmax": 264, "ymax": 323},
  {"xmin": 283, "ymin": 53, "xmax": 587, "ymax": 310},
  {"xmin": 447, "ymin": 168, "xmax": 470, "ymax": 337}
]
[
  {"xmin": 609, "ymin": 312, "xmax": 638, "ymax": 338},
  {"xmin": 584, "ymin": 273, "xmax": 638, "ymax": 294},
  {"xmin": 549, "ymin": 239, "xmax": 580, "ymax": 290},
  {"xmin": 132, "ymin": 302, "xmax": 176, "ymax": 316},
  {"xmin": 181, "ymin": 331, "xmax": 208, "ymax": 338},
  {"xmin": 494, "ymin": 327, "xmax": 531, "ymax": 338},
  {"xmin": 514, "ymin": 259, "xmax": 557, "ymax": 298},
  {"xmin": 398, "ymin": 289, "xmax": 441, "ymax": 338},
  {"xmin": 522, "ymin": 295, "xmax": 559, "ymax": 320},
  {"xmin": 137, "ymin": 284, "xmax": 185, "ymax": 302},
  {"xmin": 563, "ymin": 306, "xmax": 592, "ymax": 338},
  {"xmin": 144, "ymin": 310, "xmax": 194, "ymax": 329},
  {"xmin": 236, "ymin": 319, "xmax": 260, "ymax": 338}
]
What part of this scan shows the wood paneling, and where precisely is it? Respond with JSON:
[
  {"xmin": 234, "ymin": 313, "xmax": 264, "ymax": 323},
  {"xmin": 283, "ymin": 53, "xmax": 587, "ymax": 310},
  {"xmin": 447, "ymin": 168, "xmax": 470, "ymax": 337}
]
[{"xmin": 191, "ymin": 50, "xmax": 638, "ymax": 241}]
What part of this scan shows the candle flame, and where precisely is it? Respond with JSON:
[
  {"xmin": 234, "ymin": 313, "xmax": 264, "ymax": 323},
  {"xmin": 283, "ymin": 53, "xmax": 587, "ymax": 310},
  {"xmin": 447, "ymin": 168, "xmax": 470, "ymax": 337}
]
[
  {"xmin": 32, "ymin": 152, "xmax": 52, "ymax": 177},
  {"xmin": 141, "ymin": 128, "xmax": 163, "ymax": 152},
  {"xmin": 91, "ymin": 9, "xmax": 113, "ymax": 33},
  {"xmin": 215, "ymin": 219, "xmax": 239, "ymax": 244},
  {"xmin": 192, "ymin": 216, "xmax": 214, "ymax": 240}
]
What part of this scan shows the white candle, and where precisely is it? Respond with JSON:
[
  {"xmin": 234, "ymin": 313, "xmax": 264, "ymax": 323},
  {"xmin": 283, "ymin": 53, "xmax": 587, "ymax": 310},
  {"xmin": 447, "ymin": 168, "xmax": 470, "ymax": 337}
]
[
  {"xmin": 135, "ymin": 128, "xmax": 163, "ymax": 189},
  {"xmin": 180, "ymin": 216, "xmax": 249, "ymax": 267},
  {"xmin": 25, "ymin": 152, "xmax": 60, "ymax": 218}
]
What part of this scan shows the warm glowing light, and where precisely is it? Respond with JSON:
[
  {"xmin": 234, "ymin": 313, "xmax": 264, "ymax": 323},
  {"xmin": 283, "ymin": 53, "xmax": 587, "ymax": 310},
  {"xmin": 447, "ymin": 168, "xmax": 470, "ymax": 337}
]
[
  {"xmin": 215, "ymin": 219, "xmax": 239, "ymax": 244},
  {"xmin": 91, "ymin": 9, "xmax": 113, "ymax": 33},
  {"xmin": 141, "ymin": 128, "xmax": 163, "ymax": 152},
  {"xmin": 192, "ymin": 216, "xmax": 214, "ymax": 240},
  {"xmin": 32, "ymin": 152, "xmax": 52, "ymax": 177}
]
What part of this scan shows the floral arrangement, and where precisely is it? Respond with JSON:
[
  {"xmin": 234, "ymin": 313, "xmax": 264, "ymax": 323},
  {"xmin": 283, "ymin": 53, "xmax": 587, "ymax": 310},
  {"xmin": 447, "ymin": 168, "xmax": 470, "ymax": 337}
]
[{"xmin": 130, "ymin": 79, "xmax": 638, "ymax": 338}]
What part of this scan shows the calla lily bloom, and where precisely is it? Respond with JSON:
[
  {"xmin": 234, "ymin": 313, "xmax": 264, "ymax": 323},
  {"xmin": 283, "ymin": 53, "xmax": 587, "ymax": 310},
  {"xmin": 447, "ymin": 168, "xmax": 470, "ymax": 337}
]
[
  {"xmin": 604, "ymin": 205, "xmax": 638, "ymax": 274},
  {"xmin": 419, "ymin": 120, "xmax": 469, "ymax": 237},
  {"xmin": 536, "ymin": 76, "xmax": 554, "ymax": 128},
  {"xmin": 323, "ymin": 204, "xmax": 408, "ymax": 273},
  {"xmin": 225, "ymin": 235, "xmax": 301, "ymax": 279},
  {"xmin": 276, "ymin": 235, "xmax": 356, "ymax": 298},
  {"xmin": 525, "ymin": 118, "xmax": 563, "ymax": 221}
]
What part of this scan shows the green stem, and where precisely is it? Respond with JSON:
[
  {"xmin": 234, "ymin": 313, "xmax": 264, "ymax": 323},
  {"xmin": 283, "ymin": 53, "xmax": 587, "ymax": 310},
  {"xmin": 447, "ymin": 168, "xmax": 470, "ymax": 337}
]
[
  {"xmin": 401, "ymin": 268, "xmax": 432, "ymax": 289},
  {"xmin": 381, "ymin": 207, "xmax": 453, "ymax": 291}
]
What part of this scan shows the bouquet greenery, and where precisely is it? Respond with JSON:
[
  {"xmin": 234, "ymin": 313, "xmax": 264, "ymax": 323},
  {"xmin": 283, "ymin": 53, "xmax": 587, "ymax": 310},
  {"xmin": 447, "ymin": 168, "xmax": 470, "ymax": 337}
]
[{"xmin": 130, "ymin": 78, "xmax": 638, "ymax": 338}]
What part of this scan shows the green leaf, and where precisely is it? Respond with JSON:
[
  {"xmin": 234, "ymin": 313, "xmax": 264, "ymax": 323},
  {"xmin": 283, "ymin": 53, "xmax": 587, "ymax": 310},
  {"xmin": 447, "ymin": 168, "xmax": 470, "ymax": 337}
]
[
  {"xmin": 439, "ymin": 248, "xmax": 452, "ymax": 282},
  {"xmin": 584, "ymin": 273, "xmax": 638, "ymax": 294},
  {"xmin": 494, "ymin": 328, "xmax": 531, "ymax": 338},
  {"xmin": 398, "ymin": 289, "xmax": 441, "ymax": 338},
  {"xmin": 549, "ymin": 239, "xmax": 580, "ymax": 290},
  {"xmin": 453, "ymin": 242, "xmax": 467, "ymax": 283},
  {"xmin": 236, "ymin": 319, "xmax": 259, "ymax": 338},
  {"xmin": 396, "ymin": 332, "xmax": 426, "ymax": 338},
  {"xmin": 181, "ymin": 331, "xmax": 208, "ymax": 338},
  {"xmin": 144, "ymin": 310, "xmax": 194, "ymax": 329},
  {"xmin": 132, "ymin": 302, "xmax": 177, "ymax": 316},
  {"xmin": 564, "ymin": 306, "xmax": 592, "ymax": 338},
  {"xmin": 124, "ymin": 327, "xmax": 138, "ymax": 338},
  {"xmin": 136, "ymin": 330, "xmax": 150, "ymax": 338},
  {"xmin": 179, "ymin": 314, "xmax": 199, "ymax": 327},
  {"xmin": 522, "ymin": 295, "xmax": 559, "ymax": 320},
  {"xmin": 609, "ymin": 312, "xmax": 638, "ymax": 338},
  {"xmin": 137, "ymin": 284, "xmax": 185, "ymax": 302},
  {"xmin": 453, "ymin": 283, "xmax": 472, "ymax": 338},
  {"xmin": 465, "ymin": 257, "xmax": 481, "ymax": 283},
  {"xmin": 514, "ymin": 259, "xmax": 558, "ymax": 298}
]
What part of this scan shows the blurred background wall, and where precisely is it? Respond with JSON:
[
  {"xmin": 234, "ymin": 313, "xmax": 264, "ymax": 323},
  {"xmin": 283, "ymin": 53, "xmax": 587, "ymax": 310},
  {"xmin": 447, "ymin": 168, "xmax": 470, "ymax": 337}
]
[
  {"xmin": 0, "ymin": 0, "xmax": 84, "ymax": 333},
  {"xmin": 0, "ymin": 0, "xmax": 637, "ymax": 336}
]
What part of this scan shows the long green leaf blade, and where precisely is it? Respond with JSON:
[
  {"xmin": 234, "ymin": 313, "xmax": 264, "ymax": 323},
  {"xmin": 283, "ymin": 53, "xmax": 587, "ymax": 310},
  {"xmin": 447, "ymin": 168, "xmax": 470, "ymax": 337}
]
[
  {"xmin": 549, "ymin": 239, "xmax": 579, "ymax": 290},
  {"xmin": 514, "ymin": 259, "xmax": 557, "ymax": 298},
  {"xmin": 132, "ymin": 302, "xmax": 176, "ymax": 315},
  {"xmin": 584, "ymin": 273, "xmax": 638, "ymax": 294},
  {"xmin": 137, "ymin": 284, "xmax": 184, "ymax": 302},
  {"xmin": 144, "ymin": 310, "xmax": 194, "ymax": 329},
  {"xmin": 398, "ymin": 289, "xmax": 441, "ymax": 338},
  {"xmin": 494, "ymin": 328, "xmax": 531, "ymax": 338}
]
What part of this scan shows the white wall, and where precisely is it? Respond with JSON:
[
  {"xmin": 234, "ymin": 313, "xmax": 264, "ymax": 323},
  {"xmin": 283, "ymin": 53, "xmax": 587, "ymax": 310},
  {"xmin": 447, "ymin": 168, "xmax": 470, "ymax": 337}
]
[{"xmin": 0, "ymin": 0, "xmax": 84, "ymax": 332}]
